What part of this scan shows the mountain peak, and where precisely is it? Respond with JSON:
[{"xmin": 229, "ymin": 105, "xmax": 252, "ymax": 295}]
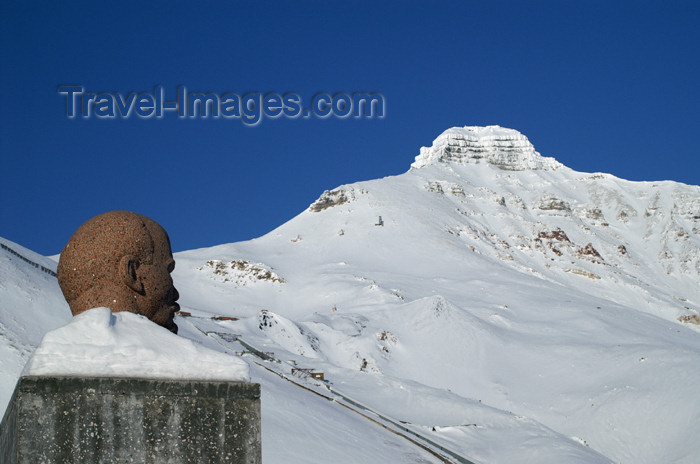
[{"xmin": 411, "ymin": 125, "xmax": 563, "ymax": 171}]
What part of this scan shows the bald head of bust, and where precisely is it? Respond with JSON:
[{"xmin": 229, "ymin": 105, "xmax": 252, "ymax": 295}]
[{"xmin": 57, "ymin": 211, "xmax": 180, "ymax": 333}]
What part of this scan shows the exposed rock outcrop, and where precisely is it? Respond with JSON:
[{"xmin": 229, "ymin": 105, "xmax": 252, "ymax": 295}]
[{"xmin": 411, "ymin": 125, "xmax": 562, "ymax": 171}]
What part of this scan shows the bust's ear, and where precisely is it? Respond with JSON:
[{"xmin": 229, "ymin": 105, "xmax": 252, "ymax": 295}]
[{"xmin": 119, "ymin": 255, "xmax": 144, "ymax": 294}]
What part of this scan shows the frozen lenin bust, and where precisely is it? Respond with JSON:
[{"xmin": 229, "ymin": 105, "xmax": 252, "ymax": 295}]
[{"xmin": 57, "ymin": 211, "xmax": 180, "ymax": 333}]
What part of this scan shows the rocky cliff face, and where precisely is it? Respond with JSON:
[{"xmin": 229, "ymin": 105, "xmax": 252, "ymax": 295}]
[{"xmin": 411, "ymin": 125, "xmax": 562, "ymax": 171}]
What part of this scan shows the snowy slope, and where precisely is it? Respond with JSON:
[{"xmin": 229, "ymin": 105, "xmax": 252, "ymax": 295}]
[
  {"xmin": 0, "ymin": 238, "xmax": 71, "ymax": 411},
  {"xmin": 0, "ymin": 240, "xmax": 454, "ymax": 463},
  {"xmin": 2, "ymin": 125, "xmax": 699, "ymax": 463},
  {"xmin": 171, "ymin": 126, "xmax": 700, "ymax": 463}
]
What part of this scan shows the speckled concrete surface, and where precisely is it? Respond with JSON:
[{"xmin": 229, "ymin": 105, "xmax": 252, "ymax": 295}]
[{"xmin": 1, "ymin": 376, "xmax": 261, "ymax": 464}]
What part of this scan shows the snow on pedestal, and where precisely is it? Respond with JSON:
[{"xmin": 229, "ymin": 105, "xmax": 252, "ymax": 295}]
[{"xmin": 23, "ymin": 306, "xmax": 249, "ymax": 381}]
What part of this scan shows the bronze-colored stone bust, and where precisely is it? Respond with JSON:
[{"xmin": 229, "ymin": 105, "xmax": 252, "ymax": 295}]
[{"xmin": 57, "ymin": 211, "xmax": 180, "ymax": 333}]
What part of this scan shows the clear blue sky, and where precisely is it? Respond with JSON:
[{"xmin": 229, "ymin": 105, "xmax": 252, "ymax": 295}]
[{"xmin": 1, "ymin": 1, "xmax": 698, "ymax": 255}]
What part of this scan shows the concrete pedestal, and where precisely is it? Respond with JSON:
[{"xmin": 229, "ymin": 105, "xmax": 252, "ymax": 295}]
[{"xmin": 0, "ymin": 376, "xmax": 261, "ymax": 464}]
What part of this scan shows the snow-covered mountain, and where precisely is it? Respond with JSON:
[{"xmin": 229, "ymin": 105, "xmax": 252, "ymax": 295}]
[{"xmin": 2, "ymin": 126, "xmax": 699, "ymax": 463}]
